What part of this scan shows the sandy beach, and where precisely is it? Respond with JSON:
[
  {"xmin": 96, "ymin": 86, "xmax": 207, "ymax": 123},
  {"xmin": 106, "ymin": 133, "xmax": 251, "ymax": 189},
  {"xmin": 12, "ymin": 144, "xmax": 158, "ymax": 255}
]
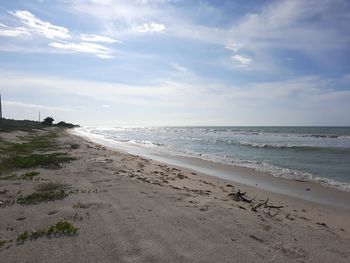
[{"xmin": 1, "ymin": 127, "xmax": 350, "ymax": 262}]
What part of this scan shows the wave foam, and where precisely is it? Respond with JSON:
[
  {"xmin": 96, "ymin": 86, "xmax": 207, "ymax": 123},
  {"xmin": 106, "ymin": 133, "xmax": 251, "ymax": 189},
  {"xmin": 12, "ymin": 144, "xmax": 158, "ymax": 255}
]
[
  {"xmin": 205, "ymin": 155, "xmax": 350, "ymax": 192},
  {"xmin": 72, "ymin": 127, "xmax": 350, "ymax": 192}
]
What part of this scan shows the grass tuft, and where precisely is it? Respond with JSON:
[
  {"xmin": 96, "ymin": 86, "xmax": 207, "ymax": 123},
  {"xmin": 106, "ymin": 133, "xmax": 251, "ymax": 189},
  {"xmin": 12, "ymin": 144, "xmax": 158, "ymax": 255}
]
[
  {"xmin": 2, "ymin": 131, "xmax": 58, "ymax": 154},
  {"xmin": 73, "ymin": 202, "xmax": 89, "ymax": 209},
  {"xmin": 17, "ymin": 182, "xmax": 68, "ymax": 205},
  {"xmin": 0, "ymin": 239, "xmax": 10, "ymax": 248},
  {"xmin": 0, "ymin": 172, "xmax": 40, "ymax": 181},
  {"xmin": 20, "ymin": 171, "xmax": 40, "ymax": 180},
  {"xmin": 16, "ymin": 221, "xmax": 78, "ymax": 244},
  {"xmin": 0, "ymin": 173, "xmax": 17, "ymax": 180},
  {"xmin": 1, "ymin": 153, "xmax": 75, "ymax": 170},
  {"xmin": 47, "ymin": 220, "xmax": 79, "ymax": 236},
  {"xmin": 16, "ymin": 231, "xmax": 30, "ymax": 243},
  {"xmin": 0, "ymin": 119, "xmax": 45, "ymax": 133},
  {"xmin": 0, "ymin": 129, "xmax": 75, "ymax": 174}
]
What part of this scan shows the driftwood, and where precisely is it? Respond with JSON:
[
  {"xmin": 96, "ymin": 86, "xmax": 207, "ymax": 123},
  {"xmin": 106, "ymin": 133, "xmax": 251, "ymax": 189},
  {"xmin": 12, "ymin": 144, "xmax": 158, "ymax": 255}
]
[
  {"xmin": 251, "ymin": 201, "xmax": 265, "ymax": 212},
  {"xmin": 228, "ymin": 191, "xmax": 284, "ymax": 217},
  {"xmin": 265, "ymin": 209, "xmax": 280, "ymax": 217},
  {"xmin": 228, "ymin": 190, "xmax": 254, "ymax": 203},
  {"xmin": 263, "ymin": 198, "xmax": 284, "ymax": 209}
]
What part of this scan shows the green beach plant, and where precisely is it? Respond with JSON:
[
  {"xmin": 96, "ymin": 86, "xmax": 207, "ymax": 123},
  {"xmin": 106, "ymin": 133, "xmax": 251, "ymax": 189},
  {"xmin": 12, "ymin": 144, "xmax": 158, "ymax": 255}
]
[
  {"xmin": 0, "ymin": 172, "xmax": 39, "ymax": 180},
  {"xmin": 1, "ymin": 152, "xmax": 75, "ymax": 171},
  {"xmin": 73, "ymin": 201, "xmax": 89, "ymax": 209},
  {"xmin": 0, "ymin": 239, "xmax": 11, "ymax": 248},
  {"xmin": 0, "ymin": 173, "xmax": 17, "ymax": 180},
  {"xmin": 16, "ymin": 220, "xmax": 78, "ymax": 244},
  {"xmin": 20, "ymin": 171, "xmax": 40, "ymax": 180},
  {"xmin": 47, "ymin": 220, "xmax": 79, "ymax": 236},
  {"xmin": 17, "ymin": 182, "xmax": 68, "ymax": 205}
]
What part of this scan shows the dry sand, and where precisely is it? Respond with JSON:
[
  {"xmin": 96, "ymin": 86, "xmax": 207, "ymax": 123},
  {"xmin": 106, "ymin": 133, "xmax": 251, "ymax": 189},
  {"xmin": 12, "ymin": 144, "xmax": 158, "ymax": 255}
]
[{"xmin": 1, "ymin": 128, "xmax": 350, "ymax": 262}]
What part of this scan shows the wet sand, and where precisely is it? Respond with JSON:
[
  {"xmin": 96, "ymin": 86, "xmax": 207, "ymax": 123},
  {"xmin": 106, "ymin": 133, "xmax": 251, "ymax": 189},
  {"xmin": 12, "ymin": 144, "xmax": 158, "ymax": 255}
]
[
  {"xmin": 1, "ymin": 128, "xmax": 350, "ymax": 262},
  {"xmin": 73, "ymin": 129, "xmax": 350, "ymax": 210}
]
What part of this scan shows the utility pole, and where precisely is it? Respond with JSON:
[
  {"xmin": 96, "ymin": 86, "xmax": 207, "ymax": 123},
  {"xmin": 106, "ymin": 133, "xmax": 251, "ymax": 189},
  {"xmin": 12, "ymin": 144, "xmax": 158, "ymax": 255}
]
[
  {"xmin": 0, "ymin": 93, "xmax": 2, "ymax": 119},
  {"xmin": 39, "ymin": 111, "xmax": 41, "ymax": 122}
]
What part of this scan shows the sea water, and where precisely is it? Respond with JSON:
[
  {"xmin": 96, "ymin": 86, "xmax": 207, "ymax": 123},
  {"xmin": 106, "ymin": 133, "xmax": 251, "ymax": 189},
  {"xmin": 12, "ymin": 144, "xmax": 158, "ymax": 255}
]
[{"xmin": 75, "ymin": 126, "xmax": 350, "ymax": 191}]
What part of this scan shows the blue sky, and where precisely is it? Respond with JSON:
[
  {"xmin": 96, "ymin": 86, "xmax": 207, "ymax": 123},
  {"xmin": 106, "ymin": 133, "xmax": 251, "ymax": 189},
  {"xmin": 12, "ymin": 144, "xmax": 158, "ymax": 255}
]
[{"xmin": 0, "ymin": 0, "xmax": 350, "ymax": 126}]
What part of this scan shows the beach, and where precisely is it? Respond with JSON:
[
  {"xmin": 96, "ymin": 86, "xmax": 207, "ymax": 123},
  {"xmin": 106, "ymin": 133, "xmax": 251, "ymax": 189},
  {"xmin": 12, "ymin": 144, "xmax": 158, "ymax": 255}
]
[{"xmin": 1, "ymin": 126, "xmax": 350, "ymax": 262}]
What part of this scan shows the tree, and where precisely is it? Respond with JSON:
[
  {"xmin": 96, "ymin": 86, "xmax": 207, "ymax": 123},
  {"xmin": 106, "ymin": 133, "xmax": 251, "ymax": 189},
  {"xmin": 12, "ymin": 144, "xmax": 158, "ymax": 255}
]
[
  {"xmin": 42, "ymin": 117, "xmax": 54, "ymax": 126},
  {"xmin": 56, "ymin": 121, "xmax": 75, "ymax": 128}
]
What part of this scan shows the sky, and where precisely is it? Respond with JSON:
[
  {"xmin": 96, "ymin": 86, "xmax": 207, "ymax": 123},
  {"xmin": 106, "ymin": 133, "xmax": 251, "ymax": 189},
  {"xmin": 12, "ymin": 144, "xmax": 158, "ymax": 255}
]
[{"xmin": 0, "ymin": 0, "xmax": 350, "ymax": 126}]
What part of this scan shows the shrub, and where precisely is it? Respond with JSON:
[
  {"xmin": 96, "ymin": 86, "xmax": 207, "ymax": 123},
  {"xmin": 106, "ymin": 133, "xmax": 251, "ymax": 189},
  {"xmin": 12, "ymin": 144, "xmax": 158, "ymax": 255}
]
[
  {"xmin": 42, "ymin": 117, "xmax": 54, "ymax": 126},
  {"xmin": 56, "ymin": 121, "xmax": 77, "ymax": 129}
]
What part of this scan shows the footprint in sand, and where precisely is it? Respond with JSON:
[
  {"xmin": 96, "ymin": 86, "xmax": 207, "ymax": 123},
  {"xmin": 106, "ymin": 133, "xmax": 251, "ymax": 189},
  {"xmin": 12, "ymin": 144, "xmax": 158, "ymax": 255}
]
[
  {"xmin": 260, "ymin": 223, "xmax": 272, "ymax": 232},
  {"xmin": 47, "ymin": 210, "xmax": 59, "ymax": 215},
  {"xmin": 200, "ymin": 206, "xmax": 209, "ymax": 212}
]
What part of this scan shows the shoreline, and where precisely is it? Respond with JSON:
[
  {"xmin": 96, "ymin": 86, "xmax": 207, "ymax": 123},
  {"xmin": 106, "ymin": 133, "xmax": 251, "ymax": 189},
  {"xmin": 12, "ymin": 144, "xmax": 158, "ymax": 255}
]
[
  {"xmin": 72, "ymin": 126, "xmax": 350, "ymax": 194},
  {"xmin": 70, "ymin": 129, "xmax": 350, "ymax": 236},
  {"xmin": 1, "ymin": 127, "xmax": 350, "ymax": 262},
  {"xmin": 71, "ymin": 129, "xmax": 350, "ymax": 210}
]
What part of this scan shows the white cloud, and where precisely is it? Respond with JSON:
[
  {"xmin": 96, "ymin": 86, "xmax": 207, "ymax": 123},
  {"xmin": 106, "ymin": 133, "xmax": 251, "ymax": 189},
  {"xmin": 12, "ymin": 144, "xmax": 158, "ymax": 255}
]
[
  {"xmin": 231, "ymin": 54, "xmax": 252, "ymax": 67},
  {"xmin": 49, "ymin": 41, "xmax": 113, "ymax": 58},
  {"xmin": 135, "ymin": 22, "xmax": 165, "ymax": 33},
  {"xmin": 80, "ymin": 34, "xmax": 121, "ymax": 43},
  {"xmin": 168, "ymin": 23, "xmax": 227, "ymax": 45},
  {"xmin": 60, "ymin": 0, "xmax": 350, "ymax": 65},
  {"xmin": 225, "ymin": 43, "xmax": 240, "ymax": 52},
  {"xmin": 102, "ymin": 104, "xmax": 111, "ymax": 108},
  {"xmin": 136, "ymin": 0, "xmax": 169, "ymax": 4},
  {"xmin": 221, "ymin": 0, "xmax": 350, "ymax": 72},
  {"xmin": 171, "ymin": 63, "xmax": 189, "ymax": 73},
  {"xmin": 3, "ymin": 100, "xmax": 71, "ymax": 112},
  {"xmin": 0, "ymin": 23, "xmax": 31, "ymax": 37},
  {"xmin": 227, "ymin": 0, "xmax": 350, "ymax": 55},
  {"xmin": 9, "ymin": 10, "xmax": 70, "ymax": 39},
  {"xmin": 1, "ymin": 70, "xmax": 350, "ymax": 125},
  {"xmin": 61, "ymin": 0, "xmax": 227, "ymax": 44},
  {"xmin": 2, "ymin": 10, "xmax": 119, "ymax": 58},
  {"xmin": 65, "ymin": 0, "xmax": 159, "ymax": 26}
]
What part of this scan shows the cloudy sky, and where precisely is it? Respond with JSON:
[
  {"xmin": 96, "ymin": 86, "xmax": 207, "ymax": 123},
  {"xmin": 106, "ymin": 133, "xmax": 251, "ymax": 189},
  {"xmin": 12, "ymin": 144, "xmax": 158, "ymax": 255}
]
[{"xmin": 0, "ymin": 0, "xmax": 350, "ymax": 126}]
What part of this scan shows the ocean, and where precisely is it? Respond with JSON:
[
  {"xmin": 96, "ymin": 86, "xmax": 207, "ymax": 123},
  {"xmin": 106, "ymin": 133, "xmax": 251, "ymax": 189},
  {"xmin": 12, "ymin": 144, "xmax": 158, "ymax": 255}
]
[{"xmin": 75, "ymin": 126, "xmax": 350, "ymax": 192}]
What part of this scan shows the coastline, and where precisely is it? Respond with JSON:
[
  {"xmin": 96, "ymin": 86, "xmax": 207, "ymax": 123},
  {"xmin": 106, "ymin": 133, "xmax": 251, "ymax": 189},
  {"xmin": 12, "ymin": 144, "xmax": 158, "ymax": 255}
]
[
  {"xmin": 1, "ymin": 127, "xmax": 350, "ymax": 262},
  {"xmin": 70, "ymin": 129, "xmax": 350, "ymax": 235},
  {"xmin": 71, "ymin": 128, "xmax": 350, "ymax": 210},
  {"xmin": 72, "ymin": 126, "xmax": 350, "ymax": 194}
]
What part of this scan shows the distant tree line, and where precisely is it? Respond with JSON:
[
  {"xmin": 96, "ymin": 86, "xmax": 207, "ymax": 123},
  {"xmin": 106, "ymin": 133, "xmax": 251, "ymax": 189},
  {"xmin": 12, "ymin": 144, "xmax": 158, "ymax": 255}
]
[{"xmin": 42, "ymin": 117, "xmax": 78, "ymax": 128}]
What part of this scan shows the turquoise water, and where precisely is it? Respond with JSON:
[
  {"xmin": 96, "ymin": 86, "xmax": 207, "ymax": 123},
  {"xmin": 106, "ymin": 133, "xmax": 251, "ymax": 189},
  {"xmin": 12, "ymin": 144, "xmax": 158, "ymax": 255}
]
[{"xmin": 77, "ymin": 126, "xmax": 350, "ymax": 191}]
